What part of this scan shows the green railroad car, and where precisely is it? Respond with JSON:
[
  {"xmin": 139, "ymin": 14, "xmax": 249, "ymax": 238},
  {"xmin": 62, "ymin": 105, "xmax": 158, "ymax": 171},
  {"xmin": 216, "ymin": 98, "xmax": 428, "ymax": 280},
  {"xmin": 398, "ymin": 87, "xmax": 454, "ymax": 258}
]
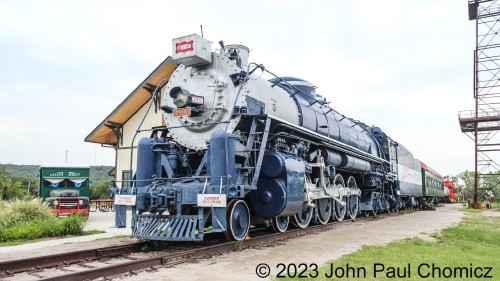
[{"xmin": 420, "ymin": 162, "xmax": 444, "ymax": 208}]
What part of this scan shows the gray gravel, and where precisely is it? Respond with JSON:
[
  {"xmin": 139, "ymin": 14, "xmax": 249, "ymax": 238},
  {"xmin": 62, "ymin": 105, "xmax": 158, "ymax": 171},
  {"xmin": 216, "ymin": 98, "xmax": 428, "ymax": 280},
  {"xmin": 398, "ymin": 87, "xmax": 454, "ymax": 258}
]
[{"xmin": 118, "ymin": 204, "xmax": 465, "ymax": 281}]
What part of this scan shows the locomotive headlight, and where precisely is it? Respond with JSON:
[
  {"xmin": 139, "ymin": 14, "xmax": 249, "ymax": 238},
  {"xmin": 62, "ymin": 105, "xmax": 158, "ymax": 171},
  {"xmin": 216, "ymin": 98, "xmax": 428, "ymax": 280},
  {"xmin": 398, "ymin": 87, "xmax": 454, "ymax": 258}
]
[
  {"xmin": 170, "ymin": 87, "xmax": 191, "ymax": 108},
  {"xmin": 173, "ymin": 91, "xmax": 189, "ymax": 107}
]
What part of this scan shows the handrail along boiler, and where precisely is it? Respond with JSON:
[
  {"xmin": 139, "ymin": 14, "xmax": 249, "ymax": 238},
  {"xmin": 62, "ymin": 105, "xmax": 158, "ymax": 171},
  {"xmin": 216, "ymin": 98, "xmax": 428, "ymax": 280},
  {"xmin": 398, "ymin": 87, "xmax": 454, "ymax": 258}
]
[{"xmin": 131, "ymin": 34, "xmax": 444, "ymax": 241}]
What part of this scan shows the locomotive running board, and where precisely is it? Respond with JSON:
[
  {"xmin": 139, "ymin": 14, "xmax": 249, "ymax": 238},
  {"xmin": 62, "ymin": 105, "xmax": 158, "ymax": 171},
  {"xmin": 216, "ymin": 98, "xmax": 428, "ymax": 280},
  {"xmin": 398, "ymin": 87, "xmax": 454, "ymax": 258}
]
[
  {"xmin": 132, "ymin": 214, "xmax": 203, "ymax": 241},
  {"xmin": 266, "ymin": 114, "xmax": 388, "ymax": 165}
]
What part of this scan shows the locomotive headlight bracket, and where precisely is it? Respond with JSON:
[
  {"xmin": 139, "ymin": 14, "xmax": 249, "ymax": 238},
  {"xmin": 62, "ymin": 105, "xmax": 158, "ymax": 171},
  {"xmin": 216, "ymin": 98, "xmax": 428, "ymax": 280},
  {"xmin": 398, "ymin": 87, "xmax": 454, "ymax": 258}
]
[{"xmin": 169, "ymin": 86, "xmax": 205, "ymax": 108}]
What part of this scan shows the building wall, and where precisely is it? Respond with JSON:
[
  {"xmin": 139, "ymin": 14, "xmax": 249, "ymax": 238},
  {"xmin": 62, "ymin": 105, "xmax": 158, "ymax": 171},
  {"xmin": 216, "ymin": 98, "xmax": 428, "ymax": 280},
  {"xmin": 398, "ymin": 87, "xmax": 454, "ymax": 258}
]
[{"xmin": 115, "ymin": 92, "xmax": 165, "ymax": 187}]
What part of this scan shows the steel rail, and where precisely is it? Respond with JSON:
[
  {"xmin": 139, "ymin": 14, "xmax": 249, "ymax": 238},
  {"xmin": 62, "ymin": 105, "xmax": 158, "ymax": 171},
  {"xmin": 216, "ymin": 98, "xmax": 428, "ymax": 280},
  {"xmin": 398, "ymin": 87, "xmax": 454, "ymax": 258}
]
[
  {"xmin": 32, "ymin": 209, "xmax": 415, "ymax": 281},
  {"xmin": 0, "ymin": 241, "xmax": 145, "ymax": 276}
]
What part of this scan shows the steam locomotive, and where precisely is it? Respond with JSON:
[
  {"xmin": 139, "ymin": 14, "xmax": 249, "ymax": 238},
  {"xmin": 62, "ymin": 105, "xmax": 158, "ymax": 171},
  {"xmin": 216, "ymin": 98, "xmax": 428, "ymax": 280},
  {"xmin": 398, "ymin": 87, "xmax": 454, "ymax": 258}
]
[{"xmin": 131, "ymin": 34, "xmax": 444, "ymax": 241}]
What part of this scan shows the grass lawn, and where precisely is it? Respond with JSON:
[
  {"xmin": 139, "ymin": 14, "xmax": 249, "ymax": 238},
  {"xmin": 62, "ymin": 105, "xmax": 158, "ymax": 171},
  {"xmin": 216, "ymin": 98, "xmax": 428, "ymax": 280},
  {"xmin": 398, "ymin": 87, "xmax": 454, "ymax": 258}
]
[{"xmin": 277, "ymin": 208, "xmax": 499, "ymax": 280}]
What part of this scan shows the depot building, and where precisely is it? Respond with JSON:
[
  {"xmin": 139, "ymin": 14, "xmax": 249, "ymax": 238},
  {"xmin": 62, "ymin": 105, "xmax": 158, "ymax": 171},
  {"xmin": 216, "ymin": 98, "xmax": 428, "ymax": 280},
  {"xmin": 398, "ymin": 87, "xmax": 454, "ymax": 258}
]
[{"xmin": 85, "ymin": 57, "xmax": 176, "ymax": 188}]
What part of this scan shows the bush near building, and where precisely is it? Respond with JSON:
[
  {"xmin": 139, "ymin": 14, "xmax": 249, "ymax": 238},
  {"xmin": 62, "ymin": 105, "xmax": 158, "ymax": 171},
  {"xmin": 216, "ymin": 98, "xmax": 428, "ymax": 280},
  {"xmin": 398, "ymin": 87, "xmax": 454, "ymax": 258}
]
[
  {"xmin": 0, "ymin": 198, "xmax": 86, "ymax": 243},
  {"xmin": 90, "ymin": 180, "xmax": 111, "ymax": 200}
]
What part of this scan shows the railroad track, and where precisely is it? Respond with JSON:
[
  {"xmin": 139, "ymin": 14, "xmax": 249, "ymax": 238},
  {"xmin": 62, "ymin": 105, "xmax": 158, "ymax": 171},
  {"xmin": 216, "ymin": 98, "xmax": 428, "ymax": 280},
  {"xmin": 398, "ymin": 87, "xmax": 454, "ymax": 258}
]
[{"xmin": 0, "ymin": 209, "xmax": 415, "ymax": 281}]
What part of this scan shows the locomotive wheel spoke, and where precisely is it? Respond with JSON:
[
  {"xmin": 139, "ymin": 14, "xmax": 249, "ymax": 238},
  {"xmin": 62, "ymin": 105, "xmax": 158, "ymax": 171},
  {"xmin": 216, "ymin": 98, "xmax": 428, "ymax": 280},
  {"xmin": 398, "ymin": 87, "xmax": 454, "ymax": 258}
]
[
  {"xmin": 292, "ymin": 205, "xmax": 313, "ymax": 228},
  {"xmin": 316, "ymin": 199, "xmax": 331, "ymax": 225},
  {"xmin": 333, "ymin": 174, "xmax": 347, "ymax": 222},
  {"xmin": 330, "ymin": 199, "xmax": 338, "ymax": 221},
  {"xmin": 346, "ymin": 176, "xmax": 359, "ymax": 220},
  {"xmin": 334, "ymin": 197, "xmax": 347, "ymax": 222}
]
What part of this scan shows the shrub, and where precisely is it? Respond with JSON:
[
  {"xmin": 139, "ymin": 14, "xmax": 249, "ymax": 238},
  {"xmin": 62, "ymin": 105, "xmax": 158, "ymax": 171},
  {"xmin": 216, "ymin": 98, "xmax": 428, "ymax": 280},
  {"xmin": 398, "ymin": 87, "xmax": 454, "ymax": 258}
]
[
  {"xmin": 41, "ymin": 219, "xmax": 63, "ymax": 237},
  {"xmin": 0, "ymin": 215, "xmax": 86, "ymax": 242},
  {"xmin": 0, "ymin": 221, "xmax": 44, "ymax": 242},
  {"xmin": 90, "ymin": 180, "xmax": 111, "ymax": 200},
  {"xmin": 0, "ymin": 198, "xmax": 54, "ymax": 228},
  {"xmin": 0, "ymin": 199, "xmax": 85, "ymax": 242},
  {"xmin": 60, "ymin": 214, "xmax": 85, "ymax": 236}
]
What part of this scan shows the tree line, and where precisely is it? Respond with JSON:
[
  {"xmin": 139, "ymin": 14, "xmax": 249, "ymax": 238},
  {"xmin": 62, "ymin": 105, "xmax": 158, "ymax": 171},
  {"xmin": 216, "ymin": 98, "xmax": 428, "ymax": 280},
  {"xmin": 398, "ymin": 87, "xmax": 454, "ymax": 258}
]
[
  {"xmin": 446, "ymin": 170, "xmax": 499, "ymax": 202},
  {"xmin": 1, "ymin": 165, "xmax": 498, "ymax": 202},
  {"xmin": 0, "ymin": 166, "xmax": 111, "ymax": 200}
]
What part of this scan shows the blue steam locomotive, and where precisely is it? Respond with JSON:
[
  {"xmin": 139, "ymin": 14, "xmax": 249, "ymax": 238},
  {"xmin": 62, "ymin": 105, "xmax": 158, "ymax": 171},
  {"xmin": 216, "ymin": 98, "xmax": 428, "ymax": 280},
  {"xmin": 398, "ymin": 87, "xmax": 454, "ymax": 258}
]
[{"xmin": 131, "ymin": 34, "xmax": 443, "ymax": 241}]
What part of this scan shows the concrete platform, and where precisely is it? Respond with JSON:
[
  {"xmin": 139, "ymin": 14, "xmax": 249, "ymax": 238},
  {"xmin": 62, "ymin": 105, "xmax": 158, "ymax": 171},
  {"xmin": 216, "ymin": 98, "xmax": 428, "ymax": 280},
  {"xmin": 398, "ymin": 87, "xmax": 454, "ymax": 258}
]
[{"xmin": 0, "ymin": 209, "xmax": 134, "ymax": 257}]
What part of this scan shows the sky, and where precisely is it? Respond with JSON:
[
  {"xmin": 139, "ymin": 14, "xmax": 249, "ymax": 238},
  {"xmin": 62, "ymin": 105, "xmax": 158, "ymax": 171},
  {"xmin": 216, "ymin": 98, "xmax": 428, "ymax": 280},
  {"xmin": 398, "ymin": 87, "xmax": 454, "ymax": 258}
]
[{"xmin": 0, "ymin": 0, "xmax": 476, "ymax": 176}]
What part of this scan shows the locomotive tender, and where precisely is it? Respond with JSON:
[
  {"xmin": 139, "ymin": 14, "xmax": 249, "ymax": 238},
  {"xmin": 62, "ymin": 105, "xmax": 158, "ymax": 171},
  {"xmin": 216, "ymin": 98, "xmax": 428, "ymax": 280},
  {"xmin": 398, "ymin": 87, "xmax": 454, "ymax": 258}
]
[{"xmin": 131, "ymin": 34, "xmax": 443, "ymax": 241}]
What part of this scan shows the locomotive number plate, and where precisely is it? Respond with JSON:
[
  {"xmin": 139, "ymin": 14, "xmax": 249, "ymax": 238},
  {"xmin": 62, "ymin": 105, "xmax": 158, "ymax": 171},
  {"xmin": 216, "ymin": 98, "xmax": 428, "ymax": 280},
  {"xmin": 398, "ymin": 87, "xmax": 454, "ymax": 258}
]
[
  {"xmin": 191, "ymin": 95, "xmax": 204, "ymax": 105},
  {"xmin": 173, "ymin": 108, "xmax": 191, "ymax": 117},
  {"xmin": 114, "ymin": 195, "xmax": 136, "ymax": 206}
]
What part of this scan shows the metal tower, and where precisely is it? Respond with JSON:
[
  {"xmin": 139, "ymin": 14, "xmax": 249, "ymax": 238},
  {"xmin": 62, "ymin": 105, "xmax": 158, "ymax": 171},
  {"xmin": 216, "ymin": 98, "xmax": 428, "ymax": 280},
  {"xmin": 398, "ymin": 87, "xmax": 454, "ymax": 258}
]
[{"xmin": 459, "ymin": 0, "xmax": 500, "ymax": 208}]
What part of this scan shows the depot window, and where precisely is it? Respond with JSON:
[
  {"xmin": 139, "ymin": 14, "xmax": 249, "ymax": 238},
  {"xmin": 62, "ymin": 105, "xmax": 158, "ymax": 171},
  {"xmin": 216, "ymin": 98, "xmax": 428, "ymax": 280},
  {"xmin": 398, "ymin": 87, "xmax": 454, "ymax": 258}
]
[{"xmin": 122, "ymin": 170, "xmax": 131, "ymax": 188}]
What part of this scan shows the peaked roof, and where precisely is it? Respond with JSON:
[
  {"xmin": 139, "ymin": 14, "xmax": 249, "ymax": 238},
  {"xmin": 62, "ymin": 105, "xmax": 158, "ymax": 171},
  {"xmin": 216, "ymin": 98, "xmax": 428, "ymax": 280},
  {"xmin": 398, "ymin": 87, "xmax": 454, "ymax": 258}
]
[{"xmin": 85, "ymin": 57, "xmax": 177, "ymax": 145}]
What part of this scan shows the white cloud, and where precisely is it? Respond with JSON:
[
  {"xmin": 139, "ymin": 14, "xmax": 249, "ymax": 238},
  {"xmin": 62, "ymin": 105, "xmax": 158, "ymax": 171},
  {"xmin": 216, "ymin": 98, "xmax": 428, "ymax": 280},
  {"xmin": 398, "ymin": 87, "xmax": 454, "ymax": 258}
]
[{"xmin": 0, "ymin": 0, "xmax": 481, "ymax": 175}]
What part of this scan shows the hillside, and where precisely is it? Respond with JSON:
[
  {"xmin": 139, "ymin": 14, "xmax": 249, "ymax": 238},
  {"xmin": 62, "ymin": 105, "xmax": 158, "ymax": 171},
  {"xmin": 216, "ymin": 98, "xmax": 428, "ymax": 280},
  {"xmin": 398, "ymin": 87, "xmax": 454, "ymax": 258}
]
[{"xmin": 1, "ymin": 164, "xmax": 114, "ymax": 184}]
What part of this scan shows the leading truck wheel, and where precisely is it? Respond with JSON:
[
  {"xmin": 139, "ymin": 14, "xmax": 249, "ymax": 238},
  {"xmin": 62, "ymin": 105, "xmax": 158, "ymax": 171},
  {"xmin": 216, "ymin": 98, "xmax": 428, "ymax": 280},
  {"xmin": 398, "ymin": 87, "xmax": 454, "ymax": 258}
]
[
  {"xmin": 271, "ymin": 216, "xmax": 289, "ymax": 233},
  {"xmin": 225, "ymin": 200, "xmax": 250, "ymax": 241}
]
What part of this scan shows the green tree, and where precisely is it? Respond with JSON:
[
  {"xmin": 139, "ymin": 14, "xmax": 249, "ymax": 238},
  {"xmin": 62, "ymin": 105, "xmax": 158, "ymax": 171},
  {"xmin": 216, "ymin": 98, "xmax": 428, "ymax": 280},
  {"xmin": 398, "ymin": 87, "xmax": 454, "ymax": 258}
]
[
  {"xmin": 458, "ymin": 170, "xmax": 475, "ymax": 201},
  {"xmin": 90, "ymin": 180, "xmax": 110, "ymax": 200},
  {"xmin": 1, "ymin": 167, "xmax": 25, "ymax": 200}
]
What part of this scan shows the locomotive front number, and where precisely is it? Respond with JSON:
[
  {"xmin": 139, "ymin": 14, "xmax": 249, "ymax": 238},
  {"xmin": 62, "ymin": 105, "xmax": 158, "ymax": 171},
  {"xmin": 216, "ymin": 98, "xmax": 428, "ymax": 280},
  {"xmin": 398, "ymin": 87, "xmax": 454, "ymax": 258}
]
[
  {"xmin": 191, "ymin": 95, "xmax": 204, "ymax": 105},
  {"xmin": 173, "ymin": 107, "xmax": 191, "ymax": 117}
]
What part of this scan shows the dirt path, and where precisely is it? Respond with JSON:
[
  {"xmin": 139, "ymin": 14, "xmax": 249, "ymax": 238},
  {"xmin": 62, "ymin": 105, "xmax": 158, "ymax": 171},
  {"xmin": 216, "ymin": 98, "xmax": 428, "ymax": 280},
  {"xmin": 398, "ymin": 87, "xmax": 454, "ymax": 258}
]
[
  {"xmin": 482, "ymin": 210, "xmax": 500, "ymax": 217},
  {"xmin": 120, "ymin": 204, "xmax": 464, "ymax": 281}
]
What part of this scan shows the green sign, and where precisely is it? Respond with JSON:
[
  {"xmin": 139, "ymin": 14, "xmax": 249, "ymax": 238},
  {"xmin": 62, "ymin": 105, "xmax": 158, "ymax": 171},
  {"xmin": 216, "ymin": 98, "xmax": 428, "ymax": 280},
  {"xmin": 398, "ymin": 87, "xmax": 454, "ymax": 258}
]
[{"xmin": 41, "ymin": 167, "xmax": 90, "ymax": 178}]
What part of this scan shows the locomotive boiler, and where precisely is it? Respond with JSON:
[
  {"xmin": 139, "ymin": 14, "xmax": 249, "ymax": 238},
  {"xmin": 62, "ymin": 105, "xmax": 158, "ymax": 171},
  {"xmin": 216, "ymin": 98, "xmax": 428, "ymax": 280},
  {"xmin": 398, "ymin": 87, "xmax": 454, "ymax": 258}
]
[{"xmin": 131, "ymin": 34, "xmax": 443, "ymax": 241}]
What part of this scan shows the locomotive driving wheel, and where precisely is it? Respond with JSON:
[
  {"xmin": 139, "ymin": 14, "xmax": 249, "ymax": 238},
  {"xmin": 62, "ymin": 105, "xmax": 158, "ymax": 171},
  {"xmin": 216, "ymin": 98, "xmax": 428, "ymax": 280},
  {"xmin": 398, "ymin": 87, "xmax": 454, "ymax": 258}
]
[
  {"xmin": 292, "ymin": 205, "xmax": 313, "ymax": 228},
  {"xmin": 346, "ymin": 176, "xmax": 359, "ymax": 219},
  {"xmin": 225, "ymin": 200, "xmax": 250, "ymax": 241},
  {"xmin": 271, "ymin": 216, "xmax": 289, "ymax": 233},
  {"xmin": 333, "ymin": 174, "xmax": 347, "ymax": 222},
  {"xmin": 315, "ymin": 198, "xmax": 331, "ymax": 225}
]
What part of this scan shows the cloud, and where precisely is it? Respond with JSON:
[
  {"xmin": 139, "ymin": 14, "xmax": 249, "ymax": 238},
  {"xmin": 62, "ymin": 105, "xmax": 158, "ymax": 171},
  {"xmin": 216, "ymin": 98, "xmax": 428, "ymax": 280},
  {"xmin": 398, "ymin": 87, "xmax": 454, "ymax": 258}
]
[{"xmin": 0, "ymin": 1, "xmax": 480, "ymax": 175}]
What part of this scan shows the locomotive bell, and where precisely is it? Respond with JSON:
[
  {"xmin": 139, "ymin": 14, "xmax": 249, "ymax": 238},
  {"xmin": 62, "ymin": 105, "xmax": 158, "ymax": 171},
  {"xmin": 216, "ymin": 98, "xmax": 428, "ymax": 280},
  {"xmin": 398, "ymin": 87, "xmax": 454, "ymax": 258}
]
[{"xmin": 226, "ymin": 45, "xmax": 249, "ymax": 70}]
